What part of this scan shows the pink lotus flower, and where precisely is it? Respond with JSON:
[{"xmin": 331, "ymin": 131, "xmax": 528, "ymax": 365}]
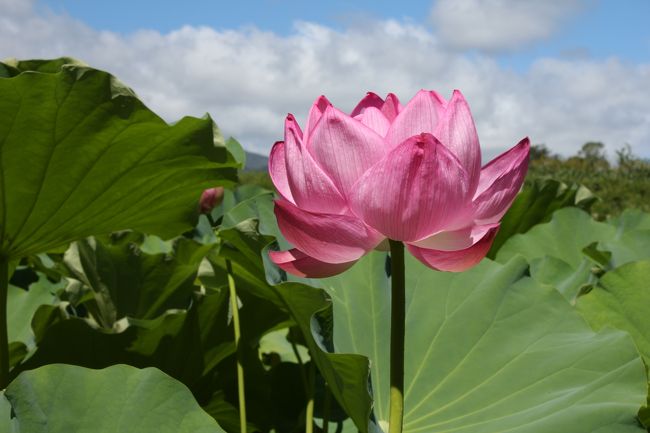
[{"xmin": 268, "ymin": 90, "xmax": 529, "ymax": 277}]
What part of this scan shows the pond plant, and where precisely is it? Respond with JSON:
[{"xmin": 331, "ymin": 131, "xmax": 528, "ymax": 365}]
[{"xmin": 0, "ymin": 58, "xmax": 649, "ymax": 433}]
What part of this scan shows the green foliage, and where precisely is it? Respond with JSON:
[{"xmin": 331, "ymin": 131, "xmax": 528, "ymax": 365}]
[
  {"xmin": 213, "ymin": 197, "xmax": 374, "ymax": 432},
  {"xmin": 2, "ymin": 58, "xmax": 650, "ymax": 432},
  {"xmin": 528, "ymin": 143, "xmax": 650, "ymax": 219},
  {"xmin": 577, "ymin": 260, "xmax": 650, "ymax": 363},
  {"xmin": 317, "ymin": 253, "xmax": 646, "ymax": 432},
  {"xmin": 0, "ymin": 58, "xmax": 238, "ymax": 260},
  {"xmin": 496, "ymin": 208, "xmax": 650, "ymax": 302},
  {"xmin": 487, "ymin": 178, "xmax": 596, "ymax": 257},
  {"xmin": 239, "ymin": 171, "xmax": 274, "ymax": 190},
  {"xmin": 2, "ymin": 364, "xmax": 225, "ymax": 432}
]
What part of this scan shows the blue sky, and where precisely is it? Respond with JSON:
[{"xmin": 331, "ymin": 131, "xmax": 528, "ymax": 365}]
[
  {"xmin": 3, "ymin": 0, "xmax": 650, "ymax": 158},
  {"xmin": 38, "ymin": 0, "xmax": 650, "ymax": 71}
]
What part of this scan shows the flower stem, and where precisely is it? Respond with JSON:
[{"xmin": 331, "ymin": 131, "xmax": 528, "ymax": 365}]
[
  {"xmin": 388, "ymin": 240, "xmax": 405, "ymax": 433},
  {"xmin": 226, "ymin": 259, "xmax": 247, "ymax": 433},
  {"xmin": 305, "ymin": 361, "xmax": 316, "ymax": 433},
  {"xmin": 0, "ymin": 257, "xmax": 9, "ymax": 389}
]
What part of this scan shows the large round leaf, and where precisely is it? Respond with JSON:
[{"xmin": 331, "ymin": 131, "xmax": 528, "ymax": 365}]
[
  {"xmin": 496, "ymin": 208, "xmax": 650, "ymax": 301},
  {"xmin": 2, "ymin": 364, "xmax": 224, "ymax": 432},
  {"xmin": 577, "ymin": 260, "xmax": 650, "ymax": 362},
  {"xmin": 320, "ymin": 253, "xmax": 646, "ymax": 432},
  {"xmin": 7, "ymin": 276, "xmax": 59, "ymax": 346},
  {"xmin": 0, "ymin": 59, "xmax": 237, "ymax": 260},
  {"xmin": 487, "ymin": 179, "xmax": 595, "ymax": 258},
  {"xmin": 601, "ymin": 211, "xmax": 650, "ymax": 267}
]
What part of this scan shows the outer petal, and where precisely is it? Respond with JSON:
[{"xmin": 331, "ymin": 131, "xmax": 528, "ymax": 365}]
[
  {"xmin": 349, "ymin": 133, "xmax": 470, "ymax": 242},
  {"xmin": 269, "ymin": 249, "xmax": 357, "ymax": 278},
  {"xmin": 434, "ymin": 90, "xmax": 481, "ymax": 195},
  {"xmin": 385, "ymin": 90, "xmax": 446, "ymax": 149},
  {"xmin": 304, "ymin": 95, "xmax": 331, "ymax": 139},
  {"xmin": 473, "ymin": 138, "xmax": 530, "ymax": 223},
  {"xmin": 274, "ymin": 198, "xmax": 385, "ymax": 264},
  {"xmin": 410, "ymin": 223, "xmax": 499, "ymax": 250},
  {"xmin": 407, "ymin": 226, "xmax": 499, "ymax": 272},
  {"xmin": 350, "ymin": 92, "xmax": 385, "ymax": 117},
  {"xmin": 268, "ymin": 140, "xmax": 295, "ymax": 203},
  {"xmin": 283, "ymin": 115, "xmax": 347, "ymax": 214},
  {"xmin": 307, "ymin": 106, "xmax": 386, "ymax": 196}
]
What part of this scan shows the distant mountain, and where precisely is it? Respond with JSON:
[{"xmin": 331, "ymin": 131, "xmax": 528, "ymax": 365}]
[{"xmin": 244, "ymin": 151, "xmax": 269, "ymax": 171}]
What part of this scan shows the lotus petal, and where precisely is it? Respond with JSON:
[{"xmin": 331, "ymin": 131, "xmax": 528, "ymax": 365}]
[
  {"xmin": 283, "ymin": 115, "xmax": 347, "ymax": 214},
  {"xmin": 350, "ymin": 133, "xmax": 470, "ymax": 242},
  {"xmin": 274, "ymin": 198, "xmax": 384, "ymax": 264},
  {"xmin": 269, "ymin": 248, "xmax": 357, "ymax": 278},
  {"xmin": 407, "ymin": 226, "xmax": 499, "ymax": 271},
  {"xmin": 474, "ymin": 138, "xmax": 530, "ymax": 223},
  {"xmin": 434, "ymin": 90, "xmax": 481, "ymax": 194},
  {"xmin": 385, "ymin": 90, "xmax": 446, "ymax": 149},
  {"xmin": 308, "ymin": 106, "xmax": 385, "ymax": 196}
]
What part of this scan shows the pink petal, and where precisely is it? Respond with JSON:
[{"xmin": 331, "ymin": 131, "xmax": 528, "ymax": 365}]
[
  {"xmin": 385, "ymin": 90, "xmax": 446, "ymax": 149},
  {"xmin": 349, "ymin": 133, "xmax": 470, "ymax": 242},
  {"xmin": 268, "ymin": 140, "xmax": 295, "ymax": 203},
  {"xmin": 353, "ymin": 106, "xmax": 390, "ymax": 137},
  {"xmin": 283, "ymin": 115, "xmax": 347, "ymax": 214},
  {"xmin": 307, "ymin": 106, "xmax": 386, "ymax": 196},
  {"xmin": 274, "ymin": 198, "xmax": 385, "ymax": 264},
  {"xmin": 269, "ymin": 249, "xmax": 357, "ymax": 278},
  {"xmin": 382, "ymin": 93, "xmax": 402, "ymax": 121},
  {"xmin": 434, "ymin": 90, "xmax": 481, "ymax": 194},
  {"xmin": 407, "ymin": 226, "xmax": 499, "ymax": 272},
  {"xmin": 473, "ymin": 138, "xmax": 530, "ymax": 223},
  {"xmin": 411, "ymin": 223, "xmax": 499, "ymax": 250},
  {"xmin": 304, "ymin": 95, "xmax": 331, "ymax": 140},
  {"xmin": 350, "ymin": 92, "xmax": 385, "ymax": 117}
]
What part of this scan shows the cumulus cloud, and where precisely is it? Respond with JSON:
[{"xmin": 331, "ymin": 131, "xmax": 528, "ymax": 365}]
[
  {"xmin": 430, "ymin": 0, "xmax": 587, "ymax": 52},
  {"xmin": 1, "ymin": 0, "xmax": 648, "ymax": 159}
]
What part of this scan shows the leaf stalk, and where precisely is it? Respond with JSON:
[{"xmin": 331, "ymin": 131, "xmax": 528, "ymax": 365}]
[
  {"xmin": 227, "ymin": 259, "xmax": 247, "ymax": 433},
  {"xmin": 0, "ymin": 257, "xmax": 9, "ymax": 389}
]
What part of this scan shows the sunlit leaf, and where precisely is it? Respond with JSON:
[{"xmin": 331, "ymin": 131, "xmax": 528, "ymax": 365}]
[
  {"xmin": 3, "ymin": 364, "xmax": 225, "ymax": 432},
  {"xmin": 320, "ymin": 253, "xmax": 646, "ymax": 432},
  {"xmin": 0, "ymin": 58, "xmax": 238, "ymax": 260}
]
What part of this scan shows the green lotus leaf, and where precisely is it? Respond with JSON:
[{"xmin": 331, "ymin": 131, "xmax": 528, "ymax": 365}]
[
  {"xmin": 318, "ymin": 253, "xmax": 646, "ymax": 432},
  {"xmin": 2, "ymin": 364, "xmax": 225, "ymax": 432},
  {"xmin": 7, "ymin": 274, "xmax": 59, "ymax": 347},
  {"xmin": 577, "ymin": 260, "xmax": 650, "ymax": 362},
  {"xmin": 0, "ymin": 59, "xmax": 238, "ymax": 260},
  {"xmin": 488, "ymin": 179, "xmax": 596, "ymax": 258},
  {"xmin": 496, "ymin": 208, "xmax": 650, "ymax": 301}
]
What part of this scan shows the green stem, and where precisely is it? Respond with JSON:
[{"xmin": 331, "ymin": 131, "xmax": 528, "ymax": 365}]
[
  {"xmin": 305, "ymin": 361, "xmax": 315, "ymax": 433},
  {"xmin": 322, "ymin": 382, "xmax": 331, "ymax": 433},
  {"xmin": 0, "ymin": 258, "xmax": 9, "ymax": 389},
  {"xmin": 226, "ymin": 260, "xmax": 247, "ymax": 433},
  {"xmin": 388, "ymin": 240, "xmax": 405, "ymax": 433}
]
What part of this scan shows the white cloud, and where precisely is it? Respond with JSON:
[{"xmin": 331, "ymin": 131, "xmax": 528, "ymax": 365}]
[
  {"xmin": 1, "ymin": 1, "xmax": 648, "ymax": 160},
  {"xmin": 430, "ymin": 0, "xmax": 587, "ymax": 52}
]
